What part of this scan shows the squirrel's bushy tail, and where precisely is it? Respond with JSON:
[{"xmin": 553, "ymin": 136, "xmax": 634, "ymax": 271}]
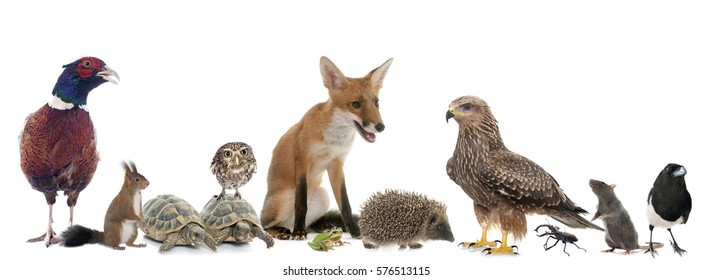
[{"xmin": 60, "ymin": 225, "xmax": 103, "ymax": 247}]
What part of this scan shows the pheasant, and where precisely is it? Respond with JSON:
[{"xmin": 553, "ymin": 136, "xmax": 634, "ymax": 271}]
[{"xmin": 20, "ymin": 57, "xmax": 119, "ymax": 247}]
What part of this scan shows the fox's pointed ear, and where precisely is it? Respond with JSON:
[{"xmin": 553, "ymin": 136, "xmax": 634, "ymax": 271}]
[
  {"xmin": 369, "ymin": 58, "xmax": 393, "ymax": 89},
  {"xmin": 320, "ymin": 56, "xmax": 346, "ymax": 91}
]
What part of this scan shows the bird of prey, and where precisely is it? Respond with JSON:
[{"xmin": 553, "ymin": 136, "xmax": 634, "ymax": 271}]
[
  {"xmin": 645, "ymin": 163, "xmax": 692, "ymax": 257},
  {"xmin": 445, "ymin": 95, "xmax": 603, "ymax": 255},
  {"xmin": 20, "ymin": 57, "xmax": 119, "ymax": 246},
  {"xmin": 210, "ymin": 142, "xmax": 257, "ymax": 199}
]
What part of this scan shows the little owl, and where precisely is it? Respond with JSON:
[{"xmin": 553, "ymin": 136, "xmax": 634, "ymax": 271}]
[{"xmin": 210, "ymin": 142, "xmax": 257, "ymax": 199}]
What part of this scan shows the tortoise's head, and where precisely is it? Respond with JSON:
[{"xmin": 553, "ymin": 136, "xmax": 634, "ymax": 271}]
[{"xmin": 188, "ymin": 225, "xmax": 218, "ymax": 251}]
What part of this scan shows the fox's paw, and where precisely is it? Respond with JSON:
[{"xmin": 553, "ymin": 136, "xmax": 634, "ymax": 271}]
[
  {"xmin": 291, "ymin": 229, "xmax": 307, "ymax": 240},
  {"xmin": 266, "ymin": 227, "xmax": 292, "ymax": 240},
  {"xmin": 310, "ymin": 222, "xmax": 336, "ymax": 233},
  {"xmin": 347, "ymin": 226, "xmax": 361, "ymax": 239}
]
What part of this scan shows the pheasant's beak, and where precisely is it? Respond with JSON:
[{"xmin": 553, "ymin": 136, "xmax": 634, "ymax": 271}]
[{"xmin": 98, "ymin": 66, "xmax": 120, "ymax": 84}]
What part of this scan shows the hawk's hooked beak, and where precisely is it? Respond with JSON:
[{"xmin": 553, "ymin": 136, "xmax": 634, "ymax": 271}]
[
  {"xmin": 97, "ymin": 66, "xmax": 120, "ymax": 84},
  {"xmin": 446, "ymin": 106, "xmax": 456, "ymax": 123}
]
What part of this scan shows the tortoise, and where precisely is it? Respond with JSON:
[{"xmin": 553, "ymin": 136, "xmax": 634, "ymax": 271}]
[
  {"xmin": 142, "ymin": 194, "xmax": 218, "ymax": 253},
  {"xmin": 200, "ymin": 195, "xmax": 274, "ymax": 248}
]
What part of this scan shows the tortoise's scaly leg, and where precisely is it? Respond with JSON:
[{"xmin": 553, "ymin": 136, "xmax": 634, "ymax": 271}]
[
  {"xmin": 160, "ymin": 233, "xmax": 180, "ymax": 253},
  {"xmin": 252, "ymin": 227, "xmax": 274, "ymax": 249}
]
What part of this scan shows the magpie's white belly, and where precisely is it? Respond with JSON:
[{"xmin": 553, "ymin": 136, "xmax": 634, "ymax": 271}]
[{"xmin": 647, "ymin": 203, "xmax": 684, "ymax": 228}]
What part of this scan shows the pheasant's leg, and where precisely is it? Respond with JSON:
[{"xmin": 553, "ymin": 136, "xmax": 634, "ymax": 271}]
[
  {"xmin": 69, "ymin": 206, "xmax": 74, "ymax": 226},
  {"xmin": 644, "ymin": 225, "xmax": 658, "ymax": 257},
  {"xmin": 27, "ymin": 204, "xmax": 60, "ymax": 247},
  {"xmin": 66, "ymin": 190, "xmax": 79, "ymax": 227},
  {"xmin": 483, "ymin": 232, "xmax": 518, "ymax": 255},
  {"xmin": 459, "ymin": 224, "xmax": 497, "ymax": 248},
  {"xmin": 668, "ymin": 228, "xmax": 687, "ymax": 256}
]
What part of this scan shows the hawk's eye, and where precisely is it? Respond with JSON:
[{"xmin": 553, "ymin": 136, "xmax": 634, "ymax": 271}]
[
  {"xmin": 463, "ymin": 104, "xmax": 473, "ymax": 111},
  {"xmin": 224, "ymin": 151, "xmax": 232, "ymax": 158},
  {"xmin": 240, "ymin": 149, "xmax": 248, "ymax": 156},
  {"xmin": 352, "ymin": 101, "xmax": 361, "ymax": 109},
  {"xmin": 82, "ymin": 60, "xmax": 92, "ymax": 68}
]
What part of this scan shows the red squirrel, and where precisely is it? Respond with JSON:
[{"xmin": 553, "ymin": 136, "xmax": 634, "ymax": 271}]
[{"xmin": 60, "ymin": 161, "xmax": 149, "ymax": 250}]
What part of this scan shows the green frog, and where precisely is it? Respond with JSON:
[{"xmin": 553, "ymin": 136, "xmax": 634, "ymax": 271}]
[{"xmin": 308, "ymin": 227, "xmax": 349, "ymax": 251}]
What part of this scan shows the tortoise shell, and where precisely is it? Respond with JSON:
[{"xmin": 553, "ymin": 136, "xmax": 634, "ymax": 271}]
[
  {"xmin": 200, "ymin": 196, "xmax": 261, "ymax": 232},
  {"xmin": 143, "ymin": 194, "xmax": 205, "ymax": 243}
]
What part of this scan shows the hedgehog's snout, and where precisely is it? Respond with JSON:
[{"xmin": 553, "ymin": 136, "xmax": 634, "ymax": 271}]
[{"xmin": 432, "ymin": 222, "xmax": 455, "ymax": 242}]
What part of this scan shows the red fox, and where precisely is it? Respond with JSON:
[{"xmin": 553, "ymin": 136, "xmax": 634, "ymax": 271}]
[{"xmin": 260, "ymin": 56, "xmax": 393, "ymax": 240}]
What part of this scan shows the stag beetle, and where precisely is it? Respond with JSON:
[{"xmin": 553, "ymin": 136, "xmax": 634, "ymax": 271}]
[{"xmin": 534, "ymin": 224, "xmax": 587, "ymax": 256}]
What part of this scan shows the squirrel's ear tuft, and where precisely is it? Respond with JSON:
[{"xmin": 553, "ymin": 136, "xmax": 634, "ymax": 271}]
[
  {"xmin": 129, "ymin": 161, "xmax": 137, "ymax": 173},
  {"xmin": 122, "ymin": 160, "xmax": 137, "ymax": 173}
]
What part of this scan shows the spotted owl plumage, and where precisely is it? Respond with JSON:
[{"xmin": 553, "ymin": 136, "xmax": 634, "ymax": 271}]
[{"xmin": 210, "ymin": 142, "xmax": 257, "ymax": 199}]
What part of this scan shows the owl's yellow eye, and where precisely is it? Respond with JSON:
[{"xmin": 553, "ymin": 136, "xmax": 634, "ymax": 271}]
[
  {"xmin": 224, "ymin": 151, "xmax": 232, "ymax": 158},
  {"xmin": 240, "ymin": 149, "xmax": 248, "ymax": 156}
]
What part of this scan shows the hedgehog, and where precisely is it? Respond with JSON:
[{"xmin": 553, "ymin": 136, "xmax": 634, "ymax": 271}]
[{"xmin": 358, "ymin": 189, "xmax": 455, "ymax": 249}]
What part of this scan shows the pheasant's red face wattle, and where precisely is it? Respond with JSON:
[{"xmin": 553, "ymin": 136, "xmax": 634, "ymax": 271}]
[{"xmin": 76, "ymin": 57, "xmax": 103, "ymax": 78}]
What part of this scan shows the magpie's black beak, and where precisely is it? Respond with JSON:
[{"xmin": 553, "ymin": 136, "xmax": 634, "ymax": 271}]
[{"xmin": 673, "ymin": 166, "xmax": 687, "ymax": 177}]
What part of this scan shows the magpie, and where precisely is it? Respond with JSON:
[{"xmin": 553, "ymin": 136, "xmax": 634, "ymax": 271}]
[{"xmin": 645, "ymin": 163, "xmax": 692, "ymax": 257}]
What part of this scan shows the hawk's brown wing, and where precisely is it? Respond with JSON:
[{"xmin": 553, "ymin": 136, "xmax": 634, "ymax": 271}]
[{"xmin": 476, "ymin": 150, "xmax": 566, "ymax": 207}]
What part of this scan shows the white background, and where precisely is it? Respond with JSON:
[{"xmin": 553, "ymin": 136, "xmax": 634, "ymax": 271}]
[{"xmin": 1, "ymin": 0, "xmax": 709, "ymax": 278}]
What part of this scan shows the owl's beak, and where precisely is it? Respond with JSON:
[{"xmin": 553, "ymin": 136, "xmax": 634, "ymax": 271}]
[{"xmin": 233, "ymin": 157, "xmax": 240, "ymax": 165}]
